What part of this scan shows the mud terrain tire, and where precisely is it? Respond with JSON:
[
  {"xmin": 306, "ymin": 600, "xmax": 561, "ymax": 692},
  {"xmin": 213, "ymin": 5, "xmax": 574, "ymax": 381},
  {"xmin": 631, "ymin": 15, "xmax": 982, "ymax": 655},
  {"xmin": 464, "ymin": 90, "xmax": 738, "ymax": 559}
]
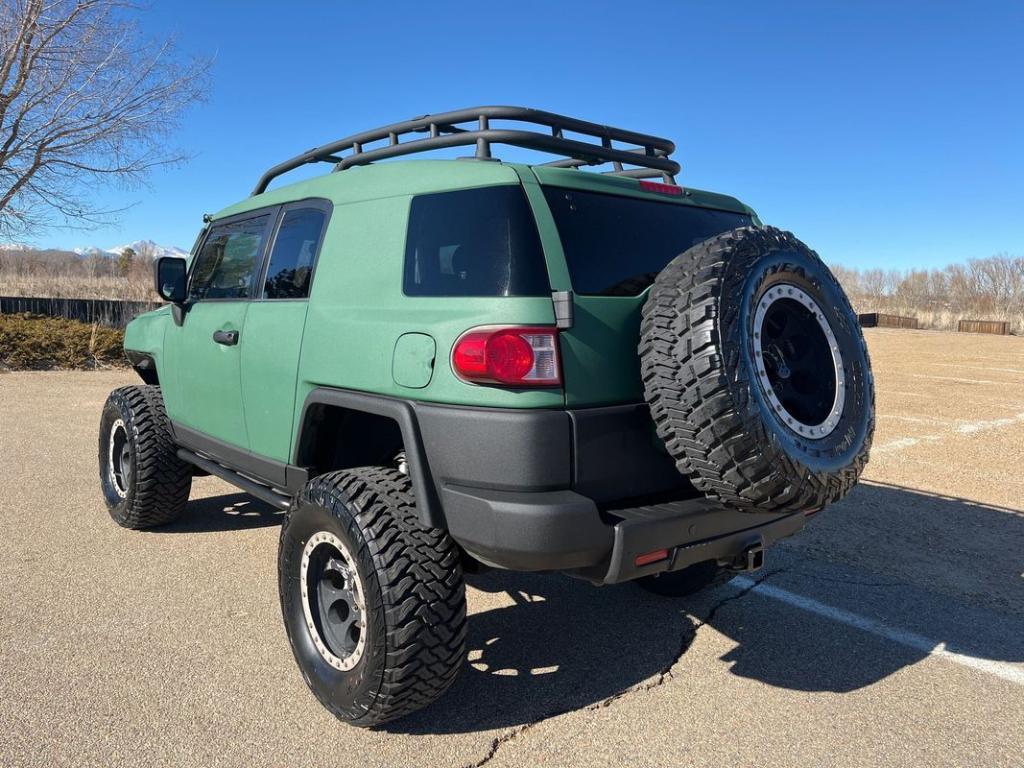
[
  {"xmin": 99, "ymin": 385, "xmax": 192, "ymax": 528},
  {"xmin": 640, "ymin": 226, "xmax": 874, "ymax": 514},
  {"xmin": 279, "ymin": 467, "xmax": 466, "ymax": 727}
]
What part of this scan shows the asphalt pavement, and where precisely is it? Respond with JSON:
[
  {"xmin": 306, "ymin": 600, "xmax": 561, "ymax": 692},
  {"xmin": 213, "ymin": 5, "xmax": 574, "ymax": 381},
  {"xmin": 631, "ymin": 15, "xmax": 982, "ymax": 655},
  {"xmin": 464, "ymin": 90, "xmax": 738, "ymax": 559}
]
[{"xmin": 1, "ymin": 328, "xmax": 1022, "ymax": 767}]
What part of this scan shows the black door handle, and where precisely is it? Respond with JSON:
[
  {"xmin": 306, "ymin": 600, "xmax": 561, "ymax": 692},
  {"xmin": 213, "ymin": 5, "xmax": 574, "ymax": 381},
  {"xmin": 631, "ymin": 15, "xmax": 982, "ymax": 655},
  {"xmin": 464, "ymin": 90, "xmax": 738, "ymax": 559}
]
[{"xmin": 212, "ymin": 329, "xmax": 239, "ymax": 346}]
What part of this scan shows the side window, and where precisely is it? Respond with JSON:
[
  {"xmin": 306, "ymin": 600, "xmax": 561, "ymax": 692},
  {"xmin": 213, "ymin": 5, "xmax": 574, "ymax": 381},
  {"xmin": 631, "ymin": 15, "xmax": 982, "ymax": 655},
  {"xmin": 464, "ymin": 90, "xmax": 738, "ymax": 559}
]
[
  {"xmin": 263, "ymin": 207, "xmax": 327, "ymax": 299},
  {"xmin": 403, "ymin": 185, "xmax": 550, "ymax": 297},
  {"xmin": 188, "ymin": 214, "xmax": 270, "ymax": 301}
]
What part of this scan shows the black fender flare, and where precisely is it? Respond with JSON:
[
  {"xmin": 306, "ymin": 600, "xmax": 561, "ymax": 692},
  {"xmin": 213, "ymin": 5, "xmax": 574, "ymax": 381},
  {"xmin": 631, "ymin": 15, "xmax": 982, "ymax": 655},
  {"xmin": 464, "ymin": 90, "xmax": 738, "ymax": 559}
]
[
  {"xmin": 124, "ymin": 349, "xmax": 159, "ymax": 385},
  {"xmin": 293, "ymin": 388, "xmax": 443, "ymax": 529}
]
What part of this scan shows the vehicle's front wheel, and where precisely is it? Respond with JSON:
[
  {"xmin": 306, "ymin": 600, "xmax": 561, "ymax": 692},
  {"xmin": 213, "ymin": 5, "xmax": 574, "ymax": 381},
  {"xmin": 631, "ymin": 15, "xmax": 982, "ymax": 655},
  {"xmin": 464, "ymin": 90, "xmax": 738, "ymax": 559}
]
[
  {"xmin": 278, "ymin": 467, "xmax": 466, "ymax": 727},
  {"xmin": 98, "ymin": 385, "xmax": 192, "ymax": 528}
]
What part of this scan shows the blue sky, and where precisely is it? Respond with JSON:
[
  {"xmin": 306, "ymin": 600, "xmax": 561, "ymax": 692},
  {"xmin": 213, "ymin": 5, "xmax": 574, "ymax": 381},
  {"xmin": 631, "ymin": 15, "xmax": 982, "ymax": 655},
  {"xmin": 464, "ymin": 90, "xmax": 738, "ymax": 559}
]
[{"xmin": 39, "ymin": 0, "xmax": 1023, "ymax": 270}]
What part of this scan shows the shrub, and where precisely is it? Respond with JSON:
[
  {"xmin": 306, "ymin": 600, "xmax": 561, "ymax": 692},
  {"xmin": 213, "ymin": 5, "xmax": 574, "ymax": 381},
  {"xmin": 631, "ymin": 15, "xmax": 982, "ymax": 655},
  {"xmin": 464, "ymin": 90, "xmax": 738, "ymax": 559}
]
[{"xmin": 0, "ymin": 313, "xmax": 125, "ymax": 370}]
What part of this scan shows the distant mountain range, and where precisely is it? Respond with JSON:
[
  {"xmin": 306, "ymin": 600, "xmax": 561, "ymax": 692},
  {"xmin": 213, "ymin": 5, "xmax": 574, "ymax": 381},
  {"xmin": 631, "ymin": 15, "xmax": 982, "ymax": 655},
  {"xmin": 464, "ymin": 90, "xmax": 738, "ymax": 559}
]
[{"xmin": 72, "ymin": 239, "xmax": 188, "ymax": 259}]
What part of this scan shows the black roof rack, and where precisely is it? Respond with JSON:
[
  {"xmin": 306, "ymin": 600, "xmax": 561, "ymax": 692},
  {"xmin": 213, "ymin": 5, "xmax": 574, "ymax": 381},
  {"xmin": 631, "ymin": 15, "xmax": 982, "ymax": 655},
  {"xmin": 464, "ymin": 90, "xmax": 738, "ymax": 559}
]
[{"xmin": 251, "ymin": 106, "xmax": 680, "ymax": 196}]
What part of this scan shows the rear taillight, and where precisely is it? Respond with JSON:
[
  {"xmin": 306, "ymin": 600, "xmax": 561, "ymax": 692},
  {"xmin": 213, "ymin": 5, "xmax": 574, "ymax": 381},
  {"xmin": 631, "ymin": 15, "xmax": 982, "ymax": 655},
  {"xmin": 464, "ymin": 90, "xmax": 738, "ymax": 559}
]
[{"xmin": 452, "ymin": 326, "xmax": 561, "ymax": 387}]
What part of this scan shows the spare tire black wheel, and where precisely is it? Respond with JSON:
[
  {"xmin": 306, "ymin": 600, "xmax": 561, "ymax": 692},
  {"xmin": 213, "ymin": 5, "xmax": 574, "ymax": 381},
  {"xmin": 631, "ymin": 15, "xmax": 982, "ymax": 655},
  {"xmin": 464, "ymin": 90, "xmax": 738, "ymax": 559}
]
[{"xmin": 640, "ymin": 225, "xmax": 874, "ymax": 514}]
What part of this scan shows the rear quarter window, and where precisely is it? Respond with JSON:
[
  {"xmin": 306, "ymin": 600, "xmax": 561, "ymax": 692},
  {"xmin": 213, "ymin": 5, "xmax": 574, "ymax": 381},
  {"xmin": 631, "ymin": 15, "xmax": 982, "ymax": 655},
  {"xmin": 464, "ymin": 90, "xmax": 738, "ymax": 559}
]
[
  {"xmin": 403, "ymin": 185, "xmax": 550, "ymax": 297},
  {"xmin": 542, "ymin": 187, "xmax": 752, "ymax": 296},
  {"xmin": 262, "ymin": 207, "xmax": 327, "ymax": 299}
]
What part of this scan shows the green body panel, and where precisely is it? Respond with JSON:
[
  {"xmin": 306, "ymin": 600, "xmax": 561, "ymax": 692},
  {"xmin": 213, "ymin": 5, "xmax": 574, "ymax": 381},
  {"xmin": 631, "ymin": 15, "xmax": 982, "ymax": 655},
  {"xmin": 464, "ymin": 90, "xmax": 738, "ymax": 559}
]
[
  {"xmin": 240, "ymin": 301, "xmax": 308, "ymax": 462},
  {"xmin": 289, "ymin": 191, "xmax": 561, "ymax": 457},
  {"xmin": 392, "ymin": 333, "xmax": 436, "ymax": 389},
  {"xmin": 162, "ymin": 301, "xmax": 249, "ymax": 446},
  {"xmin": 215, "ymin": 160, "xmax": 525, "ymax": 219},
  {"xmin": 122, "ymin": 305, "xmax": 170, "ymax": 370},
  {"xmin": 124, "ymin": 156, "xmax": 757, "ymax": 463},
  {"xmin": 560, "ymin": 296, "xmax": 646, "ymax": 406},
  {"xmin": 524, "ymin": 167, "xmax": 754, "ymax": 407}
]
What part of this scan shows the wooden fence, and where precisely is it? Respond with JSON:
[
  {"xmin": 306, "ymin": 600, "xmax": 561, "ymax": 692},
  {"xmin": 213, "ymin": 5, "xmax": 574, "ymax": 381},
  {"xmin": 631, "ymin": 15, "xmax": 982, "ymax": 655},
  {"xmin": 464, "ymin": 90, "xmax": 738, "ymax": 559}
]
[
  {"xmin": 858, "ymin": 313, "xmax": 919, "ymax": 329},
  {"xmin": 0, "ymin": 296, "xmax": 161, "ymax": 328},
  {"xmin": 957, "ymin": 319, "xmax": 1010, "ymax": 335}
]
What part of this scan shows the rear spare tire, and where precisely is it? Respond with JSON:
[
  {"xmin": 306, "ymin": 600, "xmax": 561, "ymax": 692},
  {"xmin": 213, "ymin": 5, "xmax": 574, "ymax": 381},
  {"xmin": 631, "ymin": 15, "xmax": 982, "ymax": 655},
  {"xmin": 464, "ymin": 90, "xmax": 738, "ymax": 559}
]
[{"xmin": 640, "ymin": 226, "xmax": 873, "ymax": 514}]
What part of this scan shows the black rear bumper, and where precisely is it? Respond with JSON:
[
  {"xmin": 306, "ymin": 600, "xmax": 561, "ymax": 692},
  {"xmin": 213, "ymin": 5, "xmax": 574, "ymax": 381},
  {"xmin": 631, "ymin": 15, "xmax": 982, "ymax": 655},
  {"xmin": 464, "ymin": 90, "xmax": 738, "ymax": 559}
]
[{"xmin": 412, "ymin": 400, "xmax": 807, "ymax": 584}]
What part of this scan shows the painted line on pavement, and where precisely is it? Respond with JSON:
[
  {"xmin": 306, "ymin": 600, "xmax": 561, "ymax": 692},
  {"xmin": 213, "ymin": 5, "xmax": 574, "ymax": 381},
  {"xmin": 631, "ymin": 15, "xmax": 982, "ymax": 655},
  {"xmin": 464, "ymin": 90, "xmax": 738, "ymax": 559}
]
[
  {"xmin": 732, "ymin": 577, "xmax": 1024, "ymax": 686},
  {"xmin": 910, "ymin": 374, "xmax": 1003, "ymax": 385}
]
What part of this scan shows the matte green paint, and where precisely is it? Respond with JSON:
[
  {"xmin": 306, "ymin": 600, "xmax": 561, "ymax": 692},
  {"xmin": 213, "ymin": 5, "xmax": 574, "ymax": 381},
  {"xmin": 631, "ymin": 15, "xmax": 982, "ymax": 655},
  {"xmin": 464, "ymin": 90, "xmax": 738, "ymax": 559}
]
[
  {"xmin": 392, "ymin": 333, "xmax": 436, "ymax": 389},
  {"xmin": 124, "ymin": 157, "xmax": 758, "ymax": 464},
  {"xmin": 162, "ymin": 300, "xmax": 250, "ymax": 447},
  {"xmin": 241, "ymin": 300, "xmax": 309, "ymax": 461},
  {"xmin": 521, "ymin": 166, "xmax": 758, "ymax": 407},
  {"xmin": 122, "ymin": 305, "xmax": 170, "ymax": 370}
]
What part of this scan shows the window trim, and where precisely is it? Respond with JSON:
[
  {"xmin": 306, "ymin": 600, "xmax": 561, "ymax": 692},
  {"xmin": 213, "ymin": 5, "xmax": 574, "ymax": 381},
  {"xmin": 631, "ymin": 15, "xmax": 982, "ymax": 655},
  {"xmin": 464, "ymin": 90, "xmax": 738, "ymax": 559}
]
[
  {"xmin": 186, "ymin": 206, "xmax": 281, "ymax": 304},
  {"xmin": 254, "ymin": 198, "xmax": 334, "ymax": 302}
]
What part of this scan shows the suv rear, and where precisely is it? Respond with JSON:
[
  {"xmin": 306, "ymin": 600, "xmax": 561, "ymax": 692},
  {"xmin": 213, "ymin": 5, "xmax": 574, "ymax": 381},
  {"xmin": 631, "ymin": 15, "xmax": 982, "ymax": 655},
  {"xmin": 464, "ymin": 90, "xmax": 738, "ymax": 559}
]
[{"xmin": 100, "ymin": 107, "xmax": 873, "ymax": 726}]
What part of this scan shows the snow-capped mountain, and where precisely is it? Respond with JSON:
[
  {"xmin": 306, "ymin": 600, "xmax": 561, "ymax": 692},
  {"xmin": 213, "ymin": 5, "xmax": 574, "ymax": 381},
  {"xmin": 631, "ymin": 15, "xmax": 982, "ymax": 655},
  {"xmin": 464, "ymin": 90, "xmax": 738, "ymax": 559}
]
[{"xmin": 73, "ymin": 239, "xmax": 188, "ymax": 259}]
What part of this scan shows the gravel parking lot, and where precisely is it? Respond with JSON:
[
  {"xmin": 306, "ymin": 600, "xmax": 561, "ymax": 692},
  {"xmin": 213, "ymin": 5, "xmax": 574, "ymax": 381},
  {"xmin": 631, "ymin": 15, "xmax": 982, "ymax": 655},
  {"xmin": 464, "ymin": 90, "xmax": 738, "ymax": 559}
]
[{"xmin": 2, "ymin": 328, "xmax": 1022, "ymax": 767}]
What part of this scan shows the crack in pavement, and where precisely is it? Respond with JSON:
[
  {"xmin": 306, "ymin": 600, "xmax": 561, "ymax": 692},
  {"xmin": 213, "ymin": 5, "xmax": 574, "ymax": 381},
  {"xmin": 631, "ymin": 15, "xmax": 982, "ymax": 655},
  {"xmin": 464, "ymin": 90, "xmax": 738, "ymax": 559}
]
[{"xmin": 465, "ymin": 568, "xmax": 785, "ymax": 767}]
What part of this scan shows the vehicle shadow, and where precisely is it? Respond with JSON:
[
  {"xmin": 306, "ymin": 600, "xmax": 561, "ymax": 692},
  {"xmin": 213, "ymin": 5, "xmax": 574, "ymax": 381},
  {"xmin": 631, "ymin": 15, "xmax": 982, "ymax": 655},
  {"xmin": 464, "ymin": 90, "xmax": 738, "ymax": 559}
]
[
  {"xmin": 156, "ymin": 491, "xmax": 284, "ymax": 533},
  {"xmin": 390, "ymin": 570, "xmax": 696, "ymax": 735},
  {"xmin": 389, "ymin": 481, "xmax": 1024, "ymax": 735}
]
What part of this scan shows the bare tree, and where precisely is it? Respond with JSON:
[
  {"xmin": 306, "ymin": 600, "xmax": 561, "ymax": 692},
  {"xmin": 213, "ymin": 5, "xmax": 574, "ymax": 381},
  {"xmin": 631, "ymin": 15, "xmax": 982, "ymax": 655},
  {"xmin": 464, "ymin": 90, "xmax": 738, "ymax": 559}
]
[
  {"xmin": 0, "ymin": 0, "xmax": 210, "ymax": 238},
  {"xmin": 830, "ymin": 255, "xmax": 1024, "ymax": 333}
]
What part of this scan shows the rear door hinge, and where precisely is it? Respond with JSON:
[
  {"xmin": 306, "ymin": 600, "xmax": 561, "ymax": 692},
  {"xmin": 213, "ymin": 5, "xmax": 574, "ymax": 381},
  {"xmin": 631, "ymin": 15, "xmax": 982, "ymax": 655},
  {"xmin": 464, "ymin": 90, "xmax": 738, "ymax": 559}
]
[{"xmin": 552, "ymin": 290, "xmax": 574, "ymax": 330}]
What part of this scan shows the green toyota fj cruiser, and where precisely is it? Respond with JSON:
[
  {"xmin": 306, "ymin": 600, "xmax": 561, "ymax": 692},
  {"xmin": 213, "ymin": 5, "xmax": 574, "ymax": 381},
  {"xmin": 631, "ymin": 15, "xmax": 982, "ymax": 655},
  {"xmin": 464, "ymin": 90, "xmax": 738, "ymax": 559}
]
[{"xmin": 99, "ymin": 107, "xmax": 874, "ymax": 726}]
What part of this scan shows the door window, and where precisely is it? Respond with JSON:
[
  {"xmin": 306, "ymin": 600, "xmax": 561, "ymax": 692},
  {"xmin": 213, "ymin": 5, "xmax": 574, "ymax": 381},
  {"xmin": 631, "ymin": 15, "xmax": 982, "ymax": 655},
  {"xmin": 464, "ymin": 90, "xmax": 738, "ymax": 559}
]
[
  {"xmin": 263, "ymin": 208, "xmax": 327, "ymax": 299},
  {"xmin": 188, "ymin": 214, "xmax": 271, "ymax": 301}
]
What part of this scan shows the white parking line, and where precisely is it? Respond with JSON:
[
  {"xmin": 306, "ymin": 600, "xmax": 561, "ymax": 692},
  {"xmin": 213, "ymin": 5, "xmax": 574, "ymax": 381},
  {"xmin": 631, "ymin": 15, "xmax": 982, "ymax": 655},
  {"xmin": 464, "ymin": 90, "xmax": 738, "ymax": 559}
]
[
  {"xmin": 957, "ymin": 412, "xmax": 1024, "ymax": 434},
  {"xmin": 910, "ymin": 374, "xmax": 1004, "ymax": 385},
  {"xmin": 873, "ymin": 436, "xmax": 942, "ymax": 454},
  {"xmin": 882, "ymin": 390, "xmax": 932, "ymax": 399},
  {"xmin": 930, "ymin": 363, "xmax": 1024, "ymax": 375},
  {"xmin": 879, "ymin": 414, "xmax": 954, "ymax": 426},
  {"xmin": 733, "ymin": 577, "xmax": 1024, "ymax": 686}
]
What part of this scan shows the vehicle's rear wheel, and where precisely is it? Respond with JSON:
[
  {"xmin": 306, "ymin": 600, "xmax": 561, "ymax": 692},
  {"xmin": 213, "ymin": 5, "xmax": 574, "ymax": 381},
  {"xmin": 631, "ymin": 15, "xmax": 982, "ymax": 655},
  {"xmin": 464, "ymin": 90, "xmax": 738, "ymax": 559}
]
[
  {"xmin": 98, "ymin": 385, "xmax": 192, "ymax": 528},
  {"xmin": 640, "ymin": 226, "xmax": 874, "ymax": 514},
  {"xmin": 278, "ymin": 467, "xmax": 466, "ymax": 727},
  {"xmin": 636, "ymin": 560, "xmax": 732, "ymax": 597}
]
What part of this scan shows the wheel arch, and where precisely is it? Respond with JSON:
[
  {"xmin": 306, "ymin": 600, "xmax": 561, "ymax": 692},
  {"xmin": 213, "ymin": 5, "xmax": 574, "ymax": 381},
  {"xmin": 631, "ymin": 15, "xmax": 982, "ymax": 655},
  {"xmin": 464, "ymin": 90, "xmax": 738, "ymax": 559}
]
[
  {"xmin": 124, "ymin": 349, "xmax": 159, "ymax": 385},
  {"xmin": 293, "ymin": 388, "xmax": 443, "ymax": 529}
]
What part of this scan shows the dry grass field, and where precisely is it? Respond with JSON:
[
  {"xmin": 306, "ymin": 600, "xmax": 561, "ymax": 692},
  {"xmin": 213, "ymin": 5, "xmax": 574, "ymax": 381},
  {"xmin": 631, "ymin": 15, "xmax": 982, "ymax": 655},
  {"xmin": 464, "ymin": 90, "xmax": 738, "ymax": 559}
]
[{"xmin": 1, "ymin": 327, "xmax": 1022, "ymax": 768}]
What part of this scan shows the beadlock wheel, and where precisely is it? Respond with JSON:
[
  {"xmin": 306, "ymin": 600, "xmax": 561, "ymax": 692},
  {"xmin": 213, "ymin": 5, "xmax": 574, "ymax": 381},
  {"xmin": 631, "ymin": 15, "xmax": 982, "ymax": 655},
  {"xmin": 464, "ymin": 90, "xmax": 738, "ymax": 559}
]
[
  {"xmin": 278, "ymin": 467, "xmax": 467, "ymax": 726},
  {"xmin": 98, "ymin": 385, "xmax": 192, "ymax": 529},
  {"xmin": 640, "ymin": 225, "xmax": 874, "ymax": 514},
  {"xmin": 752, "ymin": 283, "xmax": 846, "ymax": 439},
  {"xmin": 107, "ymin": 418, "xmax": 132, "ymax": 498},
  {"xmin": 300, "ymin": 530, "xmax": 368, "ymax": 671}
]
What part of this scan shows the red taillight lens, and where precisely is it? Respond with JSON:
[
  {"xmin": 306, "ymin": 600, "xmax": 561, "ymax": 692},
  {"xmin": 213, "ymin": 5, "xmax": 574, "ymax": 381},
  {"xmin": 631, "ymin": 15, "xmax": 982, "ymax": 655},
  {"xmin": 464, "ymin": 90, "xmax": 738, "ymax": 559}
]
[
  {"xmin": 638, "ymin": 180, "xmax": 683, "ymax": 196},
  {"xmin": 452, "ymin": 327, "xmax": 561, "ymax": 386}
]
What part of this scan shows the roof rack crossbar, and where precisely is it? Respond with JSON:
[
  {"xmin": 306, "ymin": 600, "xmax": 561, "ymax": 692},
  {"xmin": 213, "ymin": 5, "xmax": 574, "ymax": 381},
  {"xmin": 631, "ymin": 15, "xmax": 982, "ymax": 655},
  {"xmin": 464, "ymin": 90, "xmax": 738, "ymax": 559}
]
[{"xmin": 251, "ymin": 106, "xmax": 680, "ymax": 195}]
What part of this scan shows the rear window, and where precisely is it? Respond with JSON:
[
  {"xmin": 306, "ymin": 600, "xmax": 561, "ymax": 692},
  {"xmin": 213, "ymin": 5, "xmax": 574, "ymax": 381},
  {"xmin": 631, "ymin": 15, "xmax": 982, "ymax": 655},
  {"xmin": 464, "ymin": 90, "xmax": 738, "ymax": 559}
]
[
  {"xmin": 542, "ymin": 187, "xmax": 752, "ymax": 296},
  {"xmin": 403, "ymin": 185, "xmax": 550, "ymax": 297}
]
